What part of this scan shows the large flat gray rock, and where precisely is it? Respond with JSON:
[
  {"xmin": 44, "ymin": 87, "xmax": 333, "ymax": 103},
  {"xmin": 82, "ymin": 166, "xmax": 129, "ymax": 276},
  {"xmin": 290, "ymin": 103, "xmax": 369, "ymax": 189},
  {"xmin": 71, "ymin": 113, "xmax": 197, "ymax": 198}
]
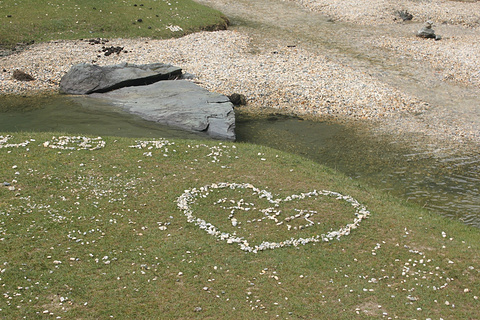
[
  {"xmin": 59, "ymin": 62, "xmax": 182, "ymax": 94},
  {"xmin": 86, "ymin": 80, "xmax": 235, "ymax": 140}
]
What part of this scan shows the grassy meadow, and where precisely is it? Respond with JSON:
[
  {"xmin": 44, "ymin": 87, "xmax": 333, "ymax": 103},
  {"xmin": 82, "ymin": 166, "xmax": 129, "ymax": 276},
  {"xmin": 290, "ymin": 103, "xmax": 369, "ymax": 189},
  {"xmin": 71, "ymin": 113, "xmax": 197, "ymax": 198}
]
[
  {"xmin": 0, "ymin": 132, "xmax": 479, "ymax": 319},
  {"xmin": 0, "ymin": 0, "xmax": 228, "ymax": 47}
]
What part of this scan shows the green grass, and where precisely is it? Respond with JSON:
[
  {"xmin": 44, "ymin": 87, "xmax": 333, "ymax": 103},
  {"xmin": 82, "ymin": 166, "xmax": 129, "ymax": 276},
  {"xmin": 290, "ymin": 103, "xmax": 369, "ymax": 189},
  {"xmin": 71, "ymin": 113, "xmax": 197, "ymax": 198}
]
[
  {"xmin": 2, "ymin": 1, "xmax": 479, "ymax": 317},
  {"xmin": 1, "ymin": 132, "xmax": 479, "ymax": 319},
  {"xmin": 0, "ymin": 0, "xmax": 228, "ymax": 47}
]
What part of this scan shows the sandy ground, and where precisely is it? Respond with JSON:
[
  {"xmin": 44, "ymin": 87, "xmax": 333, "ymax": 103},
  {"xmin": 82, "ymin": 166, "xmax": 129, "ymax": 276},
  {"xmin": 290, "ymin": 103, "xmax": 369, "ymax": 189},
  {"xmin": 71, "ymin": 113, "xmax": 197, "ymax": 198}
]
[{"xmin": 1, "ymin": 0, "xmax": 479, "ymax": 146}]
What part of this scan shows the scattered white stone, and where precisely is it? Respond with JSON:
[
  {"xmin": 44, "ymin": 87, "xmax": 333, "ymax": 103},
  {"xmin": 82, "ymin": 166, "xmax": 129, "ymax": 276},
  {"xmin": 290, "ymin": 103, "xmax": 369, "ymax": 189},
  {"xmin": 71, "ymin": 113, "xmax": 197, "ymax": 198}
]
[
  {"xmin": 0, "ymin": 135, "xmax": 30, "ymax": 148},
  {"xmin": 43, "ymin": 136, "xmax": 106, "ymax": 150},
  {"xmin": 166, "ymin": 25, "xmax": 183, "ymax": 32}
]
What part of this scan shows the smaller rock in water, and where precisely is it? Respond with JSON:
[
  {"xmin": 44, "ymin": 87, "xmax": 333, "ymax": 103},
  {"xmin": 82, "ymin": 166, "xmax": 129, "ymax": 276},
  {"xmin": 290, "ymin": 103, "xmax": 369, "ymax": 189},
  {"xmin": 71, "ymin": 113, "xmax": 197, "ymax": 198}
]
[
  {"xmin": 12, "ymin": 69, "xmax": 34, "ymax": 81},
  {"xmin": 228, "ymin": 93, "xmax": 247, "ymax": 106},
  {"xmin": 417, "ymin": 21, "xmax": 437, "ymax": 39}
]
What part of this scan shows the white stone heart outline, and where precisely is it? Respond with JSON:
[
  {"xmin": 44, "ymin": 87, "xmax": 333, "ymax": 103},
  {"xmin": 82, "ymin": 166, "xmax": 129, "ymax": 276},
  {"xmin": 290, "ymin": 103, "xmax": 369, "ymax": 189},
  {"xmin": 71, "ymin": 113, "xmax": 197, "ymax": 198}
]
[{"xmin": 177, "ymin": 182, "xmax": 371, "ymax": 253}]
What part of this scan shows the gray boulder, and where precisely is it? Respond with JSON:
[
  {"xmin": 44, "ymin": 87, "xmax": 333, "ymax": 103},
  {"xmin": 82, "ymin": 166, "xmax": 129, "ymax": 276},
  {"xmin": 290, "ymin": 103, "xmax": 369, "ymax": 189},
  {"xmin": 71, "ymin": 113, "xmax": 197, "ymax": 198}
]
[
  {"xmin": 59, "ymin": 62, "xmax": 182, "ymax": 94},
  {"xmin": 87, "ymin": 80, "xmax": 235, "ymax": 140}
]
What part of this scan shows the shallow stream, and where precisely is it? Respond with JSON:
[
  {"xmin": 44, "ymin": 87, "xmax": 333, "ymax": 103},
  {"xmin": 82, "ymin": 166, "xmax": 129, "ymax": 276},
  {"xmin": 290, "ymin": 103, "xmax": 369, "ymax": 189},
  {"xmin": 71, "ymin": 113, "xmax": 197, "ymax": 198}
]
[
  {"xmin": 236, "ymin": 113, "xmax": 480, "ymax": 227},
  {"xmin": 1, "ymin": 96, "xmax": 479, "ymax": 227}
]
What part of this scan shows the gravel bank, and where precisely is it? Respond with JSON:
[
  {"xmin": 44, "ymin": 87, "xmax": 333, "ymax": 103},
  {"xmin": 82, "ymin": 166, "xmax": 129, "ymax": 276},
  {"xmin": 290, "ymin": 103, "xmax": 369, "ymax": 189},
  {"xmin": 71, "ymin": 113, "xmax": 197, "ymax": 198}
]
[
  {"xmin": 366, "ymin": 26, "xmax": 480, "ymax": 89},
  {"xmin": 290, "ymin": 0, "xmax": 480, "ymax": 144},
  {"xmin": 290, "ymin": 0, "xmax": 480, "ymax": 27},
  {"xmin": 0, "ymin": 32, "xmax": 427, "ymax": 120},
  {"xmin": 1, "ymin": 0, "xmax": 479, "ymax": 145}
]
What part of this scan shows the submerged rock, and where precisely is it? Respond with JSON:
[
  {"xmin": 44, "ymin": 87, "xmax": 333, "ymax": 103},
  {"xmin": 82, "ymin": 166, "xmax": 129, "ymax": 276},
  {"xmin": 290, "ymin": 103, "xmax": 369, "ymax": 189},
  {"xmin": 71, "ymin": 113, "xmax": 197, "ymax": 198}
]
[{"xmin": 85, "ymin": 80, "xmax": 236, "ymax": 140}]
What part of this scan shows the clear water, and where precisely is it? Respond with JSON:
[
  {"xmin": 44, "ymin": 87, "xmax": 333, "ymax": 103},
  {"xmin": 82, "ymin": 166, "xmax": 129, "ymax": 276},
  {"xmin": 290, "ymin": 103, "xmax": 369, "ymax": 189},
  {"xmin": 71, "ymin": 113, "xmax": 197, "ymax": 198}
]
[
  {"xmin": 1, "ymin": 96, "xmax": 478, "ymax": 227},
  {"xmin": 235, "ymin": 114, "xmax": 480, "ymax": 227},
  {"xmin": 0, "ymin": 95, "xmax": 206, "ymax": 139}
]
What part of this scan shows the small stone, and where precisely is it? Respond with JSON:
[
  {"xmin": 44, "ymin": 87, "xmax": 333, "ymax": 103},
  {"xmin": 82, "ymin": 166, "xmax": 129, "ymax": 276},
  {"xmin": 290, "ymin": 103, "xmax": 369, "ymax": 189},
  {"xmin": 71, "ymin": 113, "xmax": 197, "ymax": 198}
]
[
  {"xmin": 397, "ymin": 10, "xmax": 413, "ymax": 21},
  {"xmin": 12, "ymin": 69, "xmax": 35, "ymax": 81},
  {"xmin": 3, "ymin": 182, "xmax": 11, "ymax": 186},
  {"xmin": 417, "ymin": 21, "xmax": 436, "ymax": 39},
  {"xmin": 194, "ymin": 307, "xmax": 202, "ymax": 312},
  {"xmin": 228, "ymin": 93, "xmax": 247, "ymax": 106},
  {"xmin": 407, "ymin": 295, "xmax": 418, "ymax": 301}
]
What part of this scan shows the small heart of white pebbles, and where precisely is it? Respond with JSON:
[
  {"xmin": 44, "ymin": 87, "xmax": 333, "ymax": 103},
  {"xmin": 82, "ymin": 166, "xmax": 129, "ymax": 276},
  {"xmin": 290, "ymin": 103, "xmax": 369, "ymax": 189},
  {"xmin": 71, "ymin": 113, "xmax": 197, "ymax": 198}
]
[{"xmin": 177, "ymin": 182, "xmax": 370, "ymax": 253}]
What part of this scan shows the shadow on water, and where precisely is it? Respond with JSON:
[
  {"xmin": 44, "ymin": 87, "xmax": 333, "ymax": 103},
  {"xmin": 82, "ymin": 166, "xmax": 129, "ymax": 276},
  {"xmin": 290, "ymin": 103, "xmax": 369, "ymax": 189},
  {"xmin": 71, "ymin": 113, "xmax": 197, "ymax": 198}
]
[
  {"xmin": 1, "ymin": 95, "xmax": 479, "ymax": 228},
  {"xmin": 235, "ymin": 112, "xmax": 480, "ymax": 228},
  {"xmin": 0, "ymin": 95, "xmax": 206, "ymax": 140}
]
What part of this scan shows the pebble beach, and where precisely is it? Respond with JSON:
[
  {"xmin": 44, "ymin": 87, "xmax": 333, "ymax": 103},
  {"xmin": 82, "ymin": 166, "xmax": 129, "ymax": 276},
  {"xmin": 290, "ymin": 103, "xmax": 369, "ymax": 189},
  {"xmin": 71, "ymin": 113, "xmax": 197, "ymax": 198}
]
[{"xmin": 1, "ymin": 0, "xmax": 479, "ymax": 145}]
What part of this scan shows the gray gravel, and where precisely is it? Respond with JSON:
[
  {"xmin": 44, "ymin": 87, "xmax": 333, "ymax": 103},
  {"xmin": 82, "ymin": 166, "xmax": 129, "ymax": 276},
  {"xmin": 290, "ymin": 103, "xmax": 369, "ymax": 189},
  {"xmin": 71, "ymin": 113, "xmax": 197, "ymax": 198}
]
[
  {"xmin": 0, "ymin": 32, "xmax": 427, "ymax": 119},
  {"xmin": 291, "ymin": 0, "xmax": 480, "ymax": 27}
]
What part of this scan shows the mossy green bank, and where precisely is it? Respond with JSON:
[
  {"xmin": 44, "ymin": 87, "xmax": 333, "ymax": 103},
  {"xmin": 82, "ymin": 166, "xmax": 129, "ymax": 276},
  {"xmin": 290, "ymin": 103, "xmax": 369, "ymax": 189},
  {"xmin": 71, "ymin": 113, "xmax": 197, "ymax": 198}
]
[
  {"xmin": 0, "ymin": 0, "xmax": 228, "ymax": 47},
  {"xmin": 0, "ymin": 132, "xmax": 479, "ymax": 319}
]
